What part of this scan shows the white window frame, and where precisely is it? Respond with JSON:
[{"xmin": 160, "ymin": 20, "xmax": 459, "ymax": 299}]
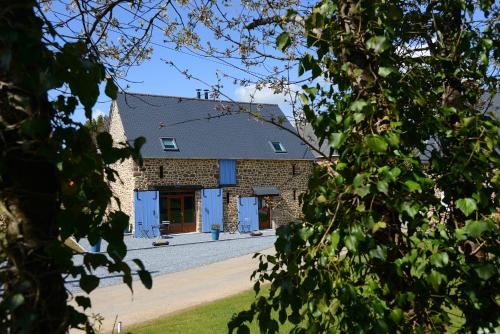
[
  {"xmin": 160, "ymin": 137, "xmax": 179, "ymax": 151},
  {"xmin": 269, "ymin": 141, "xmax": 287, "ymax": 153}
]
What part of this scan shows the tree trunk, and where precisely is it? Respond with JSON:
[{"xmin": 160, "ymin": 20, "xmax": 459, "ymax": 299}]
[{"xmin": 0, "ymin": 0, "xmax": 68, "ymax": 332}]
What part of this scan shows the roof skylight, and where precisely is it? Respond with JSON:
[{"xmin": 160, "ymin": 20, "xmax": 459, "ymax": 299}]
[
  {"xmin": 270, "ymin": 141, "xmax": 286, "ymax": 153},
  {"xmin": 160, "ymin": 137, "xmax": 178, "ymax": 151}
]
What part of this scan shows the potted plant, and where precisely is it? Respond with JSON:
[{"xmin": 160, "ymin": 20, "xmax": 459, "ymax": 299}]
[{"xmin": 210, "ymin": 223, "xmax": 220, "ymax": 241}]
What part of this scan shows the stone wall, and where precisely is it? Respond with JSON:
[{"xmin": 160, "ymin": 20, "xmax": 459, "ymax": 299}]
[
  {"xmin": 108, "ymin": 101, "xmax": 135, "ymax": 228},
  {"xmin": 133, "ymin": 158, "xmax": 313, "ymax": 230}
]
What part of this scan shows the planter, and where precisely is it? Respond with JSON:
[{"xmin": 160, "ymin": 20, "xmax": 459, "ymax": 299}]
[
  {"xmin": 90, "ymin": 238, "xmax": 102, "ymax": 253},
  {"xmin": 211, "ymin": 228, "xmax": 220, "ymax": 241}
]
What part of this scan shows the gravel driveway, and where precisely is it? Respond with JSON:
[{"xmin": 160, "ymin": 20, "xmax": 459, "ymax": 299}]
[{"xmin": 66, "ymin": 230, "xmax": 276, "ymax": 292}]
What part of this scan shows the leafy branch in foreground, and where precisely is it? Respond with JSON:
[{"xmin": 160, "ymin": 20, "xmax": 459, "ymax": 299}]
[
  {"xmin": 229, "ymin": 0, "xmax": 499, "ymax": 333},
  {"xmin": 0, "ymin": 1, "xmax": 151, "ymax": 332}
]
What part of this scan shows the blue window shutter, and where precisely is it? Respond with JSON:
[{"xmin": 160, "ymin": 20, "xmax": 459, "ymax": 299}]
[
  {"xmin": 238, "ymin": 197, "xmax": 259, "ymax": 232},
  {"xmin": 201, "ymin": 188, "xmax": 223, "ymax": 232},
  {"xmin": 134, "ymin": 191, "xmax": 160, "ymax": 238},
  {"xmin": 219, "ymin": 160, "xmax": 236, "ymax": 185}
]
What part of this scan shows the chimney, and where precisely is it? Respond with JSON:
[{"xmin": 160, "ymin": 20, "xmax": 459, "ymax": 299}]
[
  {"xmin": 204, "ymin": 89, "xmax": 209, "ymax": 99},
  {"xmin": 196, "ymin": 89, "xmax": 201, "ymax": 99}
]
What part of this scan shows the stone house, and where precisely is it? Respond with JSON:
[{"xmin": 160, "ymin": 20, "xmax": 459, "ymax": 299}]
[{"xmin": 109, "ymin": 92, "xmax": 315, "ymax": 236}]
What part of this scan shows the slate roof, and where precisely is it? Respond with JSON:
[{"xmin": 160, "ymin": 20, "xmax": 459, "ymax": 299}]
[
  {"xmin": 297, "ymin": 122, "xmax": 334, "ymax": 159},
  {"xmin": 115, "ymin": 92, "xmax": 315, "ymax": 160}
]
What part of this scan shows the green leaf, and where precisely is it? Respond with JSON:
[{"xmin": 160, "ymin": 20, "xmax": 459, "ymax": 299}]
[
  {"xmin": 386, "ymin": 132, "xmax": 400, "ymax": 147},
  {"xmin": 390, "ymin": 308, "xmax": 403, "ymax": 324},
  {"xmin": 402, "ymin": 202, "xmax": 419, "ymax": 218},
  {"xmin": 345, "ymin": 235, "xmax": 358, "ymax": 252},
  {"xmin": 298, "ymin": 227, "xmax": 313, "ymax": 241},
  {"xmin": 299, "ymin": 93, "xmax": 309, "ymax": 105},
  {"xmin": 5, "ymin": 294, "xmax": 24, "ymax": 310},
  {"xmin": 366, "ymin": 36, "xmax": 390, "ymax": 53},
  {"xmin": 276, "ymin": 32, "xmax": 291, "ymax": 51},
  {"xmin": 328, "ymin": 132, "xmax": 345, "ymax": 149},
  {"xmin": 80, "ymin": 274, "xmax": 100, "ymax": 294},
  {"xmin": 353, "ymin": 113, "xmax": 365, "ymax": 123},
  {"xmin": 377, "ymin": 180, "xmax": 389, "ymax": 194},
  {"xmin": 349, "ymin": 100, "xmax": 369, "ymax": 112},
  {"xmin": 456, "ymin": 198, "xmax": 477, "ymax": 217},
  {"xmin": 138, "ymin": 270, "xmax": 153, "ymax": 289},
  {"xmin": 369, "ymin": 245, "xmax": 387, "ymax": 260},
  {"xmin": 75, "ymin": 296, "xmax": 91, "ymax": 310},
  {"xmin": 330, "ymin": 230, "xmax": 340, "ymax": 249},
  {"xmin": 365, "ymin": 135, "xmax": 388, "ymax": 152},
  {"xmin": 430, "ymin": 253, "xmax": 449, "ymax": 268},
  {"xmin": 372, "ymin": 221, "xmax": 386, "ymax": 233},
  {"xmin": 473, "ymin": 264, "xmax": 495, "ymax": 280},
  {"xmin": 236, "ymin": 325, "xmax": 250, "ymax": 334},
  {"xmin": 463, "ymin": 220, "xmax": 493, "ymax": 238},
  {"xmin": 104, "ymin": 78, "xmax": 118, "ymax": 99},
  {"xmin": 378, "ymin": 66, "xmax": 396, "ymax": 77},
  {"xmin": 426, "ymin": 270, "xmax": 446, "ymax": 291},
  {"xmin": 404, "ymin": 180, "xmax": 422, "ymax": 193},
  {"xmin": 354, "ymin": 185, "xmax": 370, "ymax": 198}
]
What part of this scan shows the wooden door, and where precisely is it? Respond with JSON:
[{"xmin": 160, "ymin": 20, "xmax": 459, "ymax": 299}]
[
  {"xmin": 258, "ymin": 196, "xmax": 271, "ymax": 230},
  {"xmin": 160, "ymin": 193, "xmax": 196, "ymax": 233}
]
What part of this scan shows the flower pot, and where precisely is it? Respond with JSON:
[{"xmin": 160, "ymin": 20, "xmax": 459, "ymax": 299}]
[
  {"xmin": 211, "ymin": 228, "xmax": 220, "ymax": 241},
  {"xmin": 90, "ymin": 238, "xmax": 102, "ymax": 253}
]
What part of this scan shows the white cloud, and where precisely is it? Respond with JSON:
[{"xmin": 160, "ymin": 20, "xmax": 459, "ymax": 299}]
[
  {"xmin": 235, "ymin": 85, "xmax": 290, "ymax": 105},
  {"xmin": 92, "ymin": 109, "xmax": 106, "ymax": 120},
  {"xmin": 234, "ymin": 84, "xmax": 305, "ymax": 121}
]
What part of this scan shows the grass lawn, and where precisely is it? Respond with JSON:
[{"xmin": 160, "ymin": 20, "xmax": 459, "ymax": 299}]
[{"xmin": 122, "ymin": 286, "xmax": 292, "ymax": 334}]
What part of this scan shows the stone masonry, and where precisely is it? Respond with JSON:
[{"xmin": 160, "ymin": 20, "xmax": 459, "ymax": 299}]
[{"xmin": 133, "ymin": 158, "xmax": 312, "ymax": 230}]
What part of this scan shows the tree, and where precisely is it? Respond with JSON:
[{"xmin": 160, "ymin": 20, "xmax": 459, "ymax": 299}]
[
  {"xmin": 85, "ymin": 114, "xmax": 110, "ymax": 143},
  {"xmin": 228, "ymin": 1, "xmax": 499, "ymax": 333},
  {"xmin": 0, "ymin": 1, "xmax": 150, "ymax": 332}
]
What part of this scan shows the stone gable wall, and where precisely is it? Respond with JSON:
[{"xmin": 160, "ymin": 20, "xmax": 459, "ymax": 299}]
[{"xmin": 108, "ymin": 102, "xmax": 135, "ymax": 228}]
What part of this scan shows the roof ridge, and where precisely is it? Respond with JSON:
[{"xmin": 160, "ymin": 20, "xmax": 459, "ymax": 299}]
[{"xmin": 119, "ymin": 91, "xmax": 280, "ymax": 106}]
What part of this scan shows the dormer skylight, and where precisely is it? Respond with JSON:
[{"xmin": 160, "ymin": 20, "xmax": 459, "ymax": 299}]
[
  {"xmin": 161, "ymin": 137, "xmax": 178, "ymax": 151},
  {"xmin": 270, "ymin": 141, "xmax": 286, "ymax": 153}
]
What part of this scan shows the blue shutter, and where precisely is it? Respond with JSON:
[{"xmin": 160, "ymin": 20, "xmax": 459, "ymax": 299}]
[
  {"xmin": 134, "ymin": 191, "xmax": 160, "ymax": 238},
  {"xmin": 219, "ymin": 160, "xmax": 236, "ymax": 185},
  {"xmin": 238, "ymin": 197, "xmax": 259, "ymax": 232},
  {"xmin": 201, "ymin": 188, "xmax": 223, "ymax": 232}
]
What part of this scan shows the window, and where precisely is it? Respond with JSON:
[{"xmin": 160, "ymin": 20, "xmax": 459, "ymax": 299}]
[
  {"xmin": 270, "ymin": 141, "xmax": 287, "ymax": 153},
  {"xmin": 219, "ymin": 159, "xmax": 236, "ymax": 185},
  {"xmin": 160, "ymin": 137, "xmax": 178, "ymax": 150}
]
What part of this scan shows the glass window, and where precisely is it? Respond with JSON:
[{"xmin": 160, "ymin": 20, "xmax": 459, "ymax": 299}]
[
  {"xmin": 160, "ymin": 137, "xmax": 178, "ymax": 150},
  {"xmin": 184, "ymin": 196, "xmax": 195, "ymax": 223},
  {"xmin": 270, "ymin": 141, "xmax": 286, "ymax": 153}
]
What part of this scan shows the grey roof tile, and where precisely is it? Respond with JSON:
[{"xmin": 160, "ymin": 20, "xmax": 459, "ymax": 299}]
[{"xmin": 116, "ymin": 93, "xmax": 315, "ymax": 160}]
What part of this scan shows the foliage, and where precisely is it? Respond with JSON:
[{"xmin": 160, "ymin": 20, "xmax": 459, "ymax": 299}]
[
  {"xmin": 228, "ymin": 1, "xmax": 499, "ymax": 333},
  {"xmin": 85, "ymin": 114, "xmax": 110, "ymax": 144},
  {"xmin": 0, "ymin": 1, "xmax": 151, "ymax": 333}
]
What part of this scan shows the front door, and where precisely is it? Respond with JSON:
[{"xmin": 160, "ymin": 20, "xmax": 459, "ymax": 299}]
[
  {"xmin": 258, "ymin": 196, "xmax": 271, "ymax": 229},
  {"xmin": 160, "ymin": 192, "xmax": 196, "ymax": 233}
]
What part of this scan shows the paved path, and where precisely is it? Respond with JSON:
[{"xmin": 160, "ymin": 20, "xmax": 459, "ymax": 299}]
[{"xmin": 74, "ymin": 248, "xmax": 274, "ymax": 333}]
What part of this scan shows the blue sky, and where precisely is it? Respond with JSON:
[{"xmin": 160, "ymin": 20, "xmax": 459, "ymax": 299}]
[{"xmin": 50, "ymin": 2, "xmax": 299, "ymax": 124}]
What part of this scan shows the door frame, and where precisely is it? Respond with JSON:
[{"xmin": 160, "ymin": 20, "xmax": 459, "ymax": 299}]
[
  {"xmin": 257, "ymin": 196, "xmax": 271, "ymax": 230},
  {"xmin": 160, "ymin": 190, "xmax": 196, "ymax": 233}
]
